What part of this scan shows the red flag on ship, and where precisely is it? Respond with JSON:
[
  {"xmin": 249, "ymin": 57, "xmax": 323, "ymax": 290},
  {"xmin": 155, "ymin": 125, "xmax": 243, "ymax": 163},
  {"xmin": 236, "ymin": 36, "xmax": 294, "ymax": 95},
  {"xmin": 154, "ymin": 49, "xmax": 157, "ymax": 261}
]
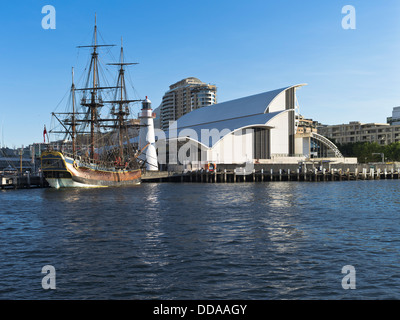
[{"xmin": 43, "ymin": 125, "xmax": 47, "ymax": 143}]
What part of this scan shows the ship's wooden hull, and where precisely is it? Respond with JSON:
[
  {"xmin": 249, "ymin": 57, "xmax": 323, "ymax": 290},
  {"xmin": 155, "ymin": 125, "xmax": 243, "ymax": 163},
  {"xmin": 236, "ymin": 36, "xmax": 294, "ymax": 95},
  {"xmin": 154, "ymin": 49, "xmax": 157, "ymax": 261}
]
[{"xmin": 41, "ymin": 151, "xmax": 141, "ymax": 189}]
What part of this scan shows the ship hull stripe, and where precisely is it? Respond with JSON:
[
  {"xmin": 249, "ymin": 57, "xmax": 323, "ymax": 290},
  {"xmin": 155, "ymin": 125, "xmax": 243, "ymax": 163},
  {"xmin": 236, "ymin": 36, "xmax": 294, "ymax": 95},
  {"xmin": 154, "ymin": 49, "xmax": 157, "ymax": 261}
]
[{"xmin": 41, "ymin": 151, "xmax": 141, "ymax": 188}]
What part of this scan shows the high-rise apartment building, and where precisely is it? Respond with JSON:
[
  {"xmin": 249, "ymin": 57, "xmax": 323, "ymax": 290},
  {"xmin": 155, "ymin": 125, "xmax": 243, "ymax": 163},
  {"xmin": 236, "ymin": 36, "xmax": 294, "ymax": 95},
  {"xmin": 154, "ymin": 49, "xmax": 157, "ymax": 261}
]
[{"xmin": 159, "ymin": 77, "xmax": 217, "ymax": 130}]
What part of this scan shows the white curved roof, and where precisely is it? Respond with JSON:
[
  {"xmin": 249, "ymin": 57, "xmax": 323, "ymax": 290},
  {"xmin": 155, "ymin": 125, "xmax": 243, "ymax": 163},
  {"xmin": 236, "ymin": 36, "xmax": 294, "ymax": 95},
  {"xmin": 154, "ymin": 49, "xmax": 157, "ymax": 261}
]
[
  {"xmin": 177, "ymin": 87, "xmax": 286, "ymax": 129},
  {"xmin": 165, "ymin": 84, "xmax": 305, "ymax": 148}
]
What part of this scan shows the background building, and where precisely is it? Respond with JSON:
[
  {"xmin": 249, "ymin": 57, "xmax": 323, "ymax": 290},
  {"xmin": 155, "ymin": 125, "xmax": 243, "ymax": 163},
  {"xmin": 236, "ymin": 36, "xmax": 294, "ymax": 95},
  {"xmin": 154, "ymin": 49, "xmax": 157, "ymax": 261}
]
[
  {"xmin": 159, "ymin": 77, "xmax": 217, "ymax": 131},
  {"xmin": 296, "ymin": 115, "xmax": 319, "ymax": 134},
  {"xmin": 0, "ymin": 146, "xmax": 36, "ymax": 173},
  {"xmin": 152, "ymin": 106, "xmax": 161, "ymax": 129},
  {"xmin": 387, "ymin": 106, "xmax": 400, "ymax": 125},
  {"xmin": 317, "ymin": 121, "xmax": 400, "ymax": 145}
]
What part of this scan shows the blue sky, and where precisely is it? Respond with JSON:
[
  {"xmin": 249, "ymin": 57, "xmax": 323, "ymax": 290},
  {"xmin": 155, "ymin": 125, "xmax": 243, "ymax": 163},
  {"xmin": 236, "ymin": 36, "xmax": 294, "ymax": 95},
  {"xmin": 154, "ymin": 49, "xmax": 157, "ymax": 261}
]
[{"xmin": 1, "ymin": 0, "xmax": 399, "ymax": 147}]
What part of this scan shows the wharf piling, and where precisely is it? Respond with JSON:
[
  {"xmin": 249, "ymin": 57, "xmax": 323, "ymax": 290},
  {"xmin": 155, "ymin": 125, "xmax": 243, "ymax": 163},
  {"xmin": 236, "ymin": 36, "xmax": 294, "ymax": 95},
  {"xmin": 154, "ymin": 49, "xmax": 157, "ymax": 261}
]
[
  {"xmin": 2, "ymin": 165, "xmax": 399, "ymax": 188},
  {"xmin": 141, "ymin": 164, "xmax": 400, "ymax": 183}
]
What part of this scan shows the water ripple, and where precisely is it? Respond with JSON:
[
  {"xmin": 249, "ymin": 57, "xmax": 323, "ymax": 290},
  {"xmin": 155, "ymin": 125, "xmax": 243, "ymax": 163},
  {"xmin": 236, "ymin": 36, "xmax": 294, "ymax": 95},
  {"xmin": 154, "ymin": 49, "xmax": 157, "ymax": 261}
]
[{"xmin": 1, "ymin": 180, "xmax": 400, "ymax": 299}]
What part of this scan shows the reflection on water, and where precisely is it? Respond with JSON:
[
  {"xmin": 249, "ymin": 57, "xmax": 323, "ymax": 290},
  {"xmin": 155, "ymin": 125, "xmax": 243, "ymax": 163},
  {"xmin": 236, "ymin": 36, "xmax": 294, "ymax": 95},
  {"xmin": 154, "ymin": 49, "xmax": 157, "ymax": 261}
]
[{"xmin": 1, "ymin": 180, "xmax": 400, "ymax": 299}]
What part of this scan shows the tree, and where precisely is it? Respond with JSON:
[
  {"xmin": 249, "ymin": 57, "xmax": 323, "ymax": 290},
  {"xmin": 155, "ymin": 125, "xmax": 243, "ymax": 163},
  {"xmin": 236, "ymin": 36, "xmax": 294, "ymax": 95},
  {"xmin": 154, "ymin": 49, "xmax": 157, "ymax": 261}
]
[{"xmin": 337, "ymin": 142, "xmax": 383, "ymax": 163}]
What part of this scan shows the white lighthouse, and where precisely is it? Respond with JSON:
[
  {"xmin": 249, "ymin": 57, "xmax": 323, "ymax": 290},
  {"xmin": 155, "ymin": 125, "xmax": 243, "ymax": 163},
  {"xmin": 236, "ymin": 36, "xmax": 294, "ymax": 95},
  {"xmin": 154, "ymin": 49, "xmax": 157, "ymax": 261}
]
[{"xmin": 138, "ymin": 96, "xmax": 158, "ymax": 171}]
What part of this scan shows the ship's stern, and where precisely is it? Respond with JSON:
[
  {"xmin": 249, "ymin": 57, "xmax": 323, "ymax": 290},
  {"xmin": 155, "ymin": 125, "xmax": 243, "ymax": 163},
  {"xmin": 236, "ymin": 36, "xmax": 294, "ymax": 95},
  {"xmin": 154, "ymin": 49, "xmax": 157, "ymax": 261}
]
[{"xmin": 41, "ymin": 151, "xmax": 73, "ymax": 188}]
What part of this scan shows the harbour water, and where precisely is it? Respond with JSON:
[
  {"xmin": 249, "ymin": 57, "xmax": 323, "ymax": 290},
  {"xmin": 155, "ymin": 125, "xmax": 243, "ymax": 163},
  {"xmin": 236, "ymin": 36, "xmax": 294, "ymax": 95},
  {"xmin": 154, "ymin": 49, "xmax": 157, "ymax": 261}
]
[{"xmin": 1, "ymin": 180, "xmax": 400, "ymax": 299}]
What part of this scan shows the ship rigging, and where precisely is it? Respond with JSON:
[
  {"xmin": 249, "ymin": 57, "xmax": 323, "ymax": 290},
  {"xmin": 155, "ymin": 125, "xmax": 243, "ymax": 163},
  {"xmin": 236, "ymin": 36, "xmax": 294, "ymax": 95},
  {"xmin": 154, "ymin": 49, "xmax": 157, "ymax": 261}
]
[{"xmin": 41, "ymin": 17, "xmax": 149, "ymax": 188}]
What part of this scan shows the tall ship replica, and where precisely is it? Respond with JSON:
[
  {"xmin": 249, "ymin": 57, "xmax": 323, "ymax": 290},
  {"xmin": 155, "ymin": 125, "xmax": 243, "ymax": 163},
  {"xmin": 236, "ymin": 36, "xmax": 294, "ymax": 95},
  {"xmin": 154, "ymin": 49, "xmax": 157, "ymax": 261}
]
[{"xmin": 41, "ymin": 19, "xmax": 156, "ymax": 188}]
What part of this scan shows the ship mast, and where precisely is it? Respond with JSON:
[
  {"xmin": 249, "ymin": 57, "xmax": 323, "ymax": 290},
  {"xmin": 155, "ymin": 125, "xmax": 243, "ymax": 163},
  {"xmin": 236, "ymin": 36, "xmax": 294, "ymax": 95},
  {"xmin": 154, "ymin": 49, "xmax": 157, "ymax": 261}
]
[
  {"xmin": 90, "ymin": 15, "xmax": 98, "ymax": 159},
  {"xmin": 76, "ymin": 14, "xmax": 116, "ymax": 159},
  {"xmin": 48, "ymin": 67, "xmax": 80, "ymax": 150},
  {"xmin": 71, "ymin": 67, "xmax": 76, "ymax": 157},
  {"xmin": 117, "ymin": 39, "xmax": 126, "ymax": 160},
  {"xmin": 107, "ymin": 38, "xmax": 139, "ymax": 162}
]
